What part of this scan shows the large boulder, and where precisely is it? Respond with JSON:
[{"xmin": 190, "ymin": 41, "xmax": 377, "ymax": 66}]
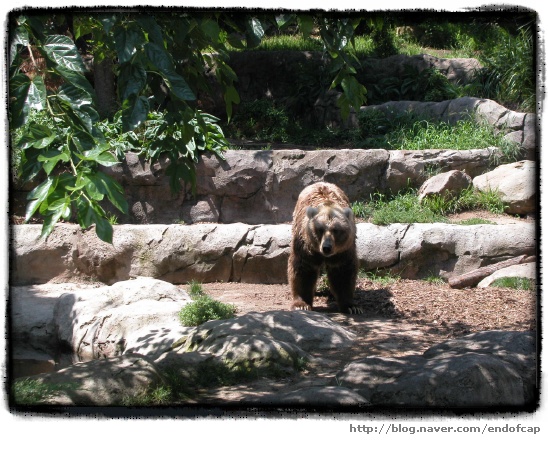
[
  {"xmin": 178, "ymin": 311, "xmax": 356, "ymax": 354},
  {"xmin": 473, "ymin": 160, "xmax": 536, "ymax": 215},
  {"xmin": 334, "ymin": 331, "xmax": 536, "ymax": 407},
  {"xmin": 418, "ymin": 169, "xmax": 472, "ymax": 201},
  {"xmin": 395, "ymin": 222, "xmax": 536, "ymax": 279},
  {"xmin": 477, "ymin": 262, "xmax": 537, "ymax": 288},
  {"xmin": 384, "ymin": 148, "xmax": 498, "ymax": 193},
  {"xmin": 53, "ymin": 278, "xmax": 192, "ymax": 361},
  {"xmin": 16, "ymin": 354, "xmax": 164, "ymax": 406}
]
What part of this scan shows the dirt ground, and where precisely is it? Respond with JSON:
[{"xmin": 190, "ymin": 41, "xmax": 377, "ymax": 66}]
[{"xmin": 194, "ymin": 276, "xmax": 537, "ymax": 405}]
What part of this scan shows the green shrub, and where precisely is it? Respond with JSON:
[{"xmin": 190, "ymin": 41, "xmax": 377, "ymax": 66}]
[{"xmin": 179, "ymin": 281, "xmax": 236, "ymax": 326}]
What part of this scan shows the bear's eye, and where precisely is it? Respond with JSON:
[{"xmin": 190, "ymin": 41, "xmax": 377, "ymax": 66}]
[
  {"xmin": 314, "ymin": 224, "xmax": 325, "ymax": 236},
  {"xmin": 332, "ymin": 228, "xmax": 347, "ymax": 240}
]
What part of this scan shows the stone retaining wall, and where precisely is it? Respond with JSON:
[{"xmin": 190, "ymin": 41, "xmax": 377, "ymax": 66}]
[{"xmin": 12, "ymin": 222, "xmax": 536, "ymax": 286}]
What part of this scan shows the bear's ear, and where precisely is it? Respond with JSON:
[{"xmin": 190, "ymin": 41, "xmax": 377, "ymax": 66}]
[
  {"xmin": 342, "ymin": 207, "xmax": 353, "ymax": 219},
  {"xmin": 306, "ymin": 207, "xmax": 319, "ymax": 219}
]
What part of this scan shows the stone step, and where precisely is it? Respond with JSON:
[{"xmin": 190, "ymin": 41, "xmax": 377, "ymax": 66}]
[{"xmin": 12, "ymin": 222, "xmax": 536, "ymax": 286}]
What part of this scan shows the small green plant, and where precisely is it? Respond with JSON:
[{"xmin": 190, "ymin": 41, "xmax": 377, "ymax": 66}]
[
  {"xmin": 490, "ymin": 277, "xmax": 535, "ymax": 290},
  {"xmin": 179, "ymin": 281, "xmax": 237, "ymax": 326},
  {"xmin": 424, "ymin": 275, "xmax": 446, "ymax": 285},
  {"xmin": 362, "ymin": 269, "xmax": 400, "ymax": 286},
  {"xmin": 455, "ymin": 218, "xmax": 497, "ymax": 225}
]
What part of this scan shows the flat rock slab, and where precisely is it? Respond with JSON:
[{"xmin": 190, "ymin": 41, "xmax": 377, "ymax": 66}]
[{"xmin": 11, "ymin": 222, "xmax": 536, "ymax": 285}]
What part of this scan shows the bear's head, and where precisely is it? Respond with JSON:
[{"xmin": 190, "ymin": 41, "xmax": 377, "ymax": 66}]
[{"xmin": 305, "ymin": 204, "xmax": 356, "ymax": 256}]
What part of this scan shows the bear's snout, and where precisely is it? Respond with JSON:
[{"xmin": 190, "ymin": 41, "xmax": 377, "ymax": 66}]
[{"xmin": 321, "ymin": 236, "xmax": 333, "ymax": 256}]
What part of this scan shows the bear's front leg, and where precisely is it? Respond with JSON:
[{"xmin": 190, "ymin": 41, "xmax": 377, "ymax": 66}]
[
  {"xmin": 326, "ymin": 258, "xmax": 362, "ymax": 314},
  {"xmin": 288, "ymin": 253, "xmax": 320, "ymax": 311}
]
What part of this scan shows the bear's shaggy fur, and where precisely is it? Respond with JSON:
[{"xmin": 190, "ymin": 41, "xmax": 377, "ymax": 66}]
[{"xmin": 288, "ymin": 182, "xmax": 362, "ymax": 314}]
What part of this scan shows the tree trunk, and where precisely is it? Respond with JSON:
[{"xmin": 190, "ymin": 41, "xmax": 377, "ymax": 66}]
[
  {"xmin": 94, "ymin": 57, "xmax": 117, "ymax": 120},
  {"xmin": 448, "ymin": 255, "xmax": 535, "ymax": 289}
]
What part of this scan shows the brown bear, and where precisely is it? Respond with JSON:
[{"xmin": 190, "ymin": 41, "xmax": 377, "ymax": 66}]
[{"xmin": 288, "ymin": 182, "xmax": 362, "ymax": 314}]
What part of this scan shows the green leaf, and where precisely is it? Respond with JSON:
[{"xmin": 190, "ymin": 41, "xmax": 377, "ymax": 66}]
[
  {"xmin": 94, "ymin": 171, "xmax": 128, "ymax": 213},
  {"xmin": 75, "ymin": 196, "xmax": 113, "ymax": 243},
  {"xmin": 25, "ymin": 176, "xmax": 55, "ymax": 221},
  {"xmin": 37, "ymin": 148, "xmax": 70, "ymax": 175},
  {"xmin": 9, "ymin": 73, "xmax": 31, "ymax": 128},
  {"xmin": 245, "ymin": 17, "xmax": 264, "ymax": 48},
  {"xmin": 40, "ymin": 206, "xmax": 65, "ymax": 239},
  {"xmin": 118, "ymin": 62, "xmax": 147, "ymax": 100},
  {"xmin": 136, "ymin": 16, "xmax": 164, "ymax": 45},
  {"xmin": 297, "ymin": 15, "xmax": 314, "ymax": 37},
  {"xmin": 17, "ymin": 123, "xmax": 56, "ymax": 149},
  {"xmin": 80, "ymin": 146, "xmax": 119, "ymax": 167},
  {"xmin": 95, "ymin": 215, "xmax": 114, "ymax": 244},
  {"xmin": 113, "ymin": 24, "xmax": 145, "ymax": 64},
  {"xmin": 44, "ymin": 35, "xmax": 85, "ymax": 72},
  {"xmin": 10, "ymin": 25, "xmax": 29, "ymax": 65},
  {"xmin": 340, "ymin": 75, "xmax": 367, "ymax": 113},
  {"xmin": 275, "ymin": 14, "xmax": 296, "ymax": 30},
  {"xmin": 55, "ymin": 66, "xmax": 97, "ymax": 103},
  {"xmin": 98, "ymin": 14, "xmax": 118, "ymax": 34},
  {"xmin": 165, "ymin": 159, "xmax": 195, "ymax": 193},
  {"xmin": 200, "ymin": 18, "xmax": 221, "ymax": 44},
  {"xmin": 121, "ymin": 95, "xmax": 150, "ymax": 132},
  {"xmin": 226, "ymin": 32, "xmax": 245, "ymax": 49},
  {"xmin": 27, "ymin": 76, "xmax": 47, "ymax": 110},
  {"xmin": 223, "ymin": 84, "xmax": 240, "ymax": 121},
  {"xmin": 144, "ymin": 42, "xmax": 196, "ymax": 101},
  {"xmin": 57, "ymin": 82, "xmax": 94, "ymax": 109}
]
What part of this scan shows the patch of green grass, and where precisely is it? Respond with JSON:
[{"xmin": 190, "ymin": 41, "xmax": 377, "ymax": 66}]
[
  {"xmin": 361, "ymin": 269, "xmax": 400, "ymax": 286},
  {"xmin": 354, "ymin": 191, "xmax": 447, "ymax": 225},
  {"xmin": 12, "ymin": 378, "xmax": 77, "ymax": 405},
  {"xmin": 422, "ymin": 187, "xmax": 506, "ymax": 216},
  {"xmin": 490, "ymin": 277, "xmax": 535, "ymax": 290},
  {"xmin": 353, "ymin": 186, "xmax": 506, "ymax": 225},
  {"xmin": 179, "ymin": 281, "xmax": 237, "ymax": 327}
]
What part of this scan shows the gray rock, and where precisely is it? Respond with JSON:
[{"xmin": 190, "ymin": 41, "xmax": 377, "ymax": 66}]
[
  {"xmin": 396, "ymin": 222, "xmax": 536, "ymax": 279},
  {"xmin": 384, "ymin": 148, "xmax": 499, "ymax": 193},
  {"xmin": 179, "ymin": 311, "xmax": 356, "ymax": 354},
  {"xmin": 11, "ymin": 283, "xmax": 94, "ymax": 357},
  {"xmin": 16, "ymin": 354, "xmax": 164, "ymax": 406},
  {"xmin": 196, "ymin": 334, "xmax": 309, "ymax": 372},
  {"xmin": 356, "ymin": 223, "xmax": 403, "ymax": 270},
  {"xmin": 334, "ymin": 331, "xmax": 536, "ymax": 407},
  {"xmin": 477, "ymin": 262, "xmax": 536, "ymax": 288},
  {"xmin": 255, "ymin": 386, "xmax": 370, "ymax": 406},
  {"xmin": 53, "ymin": 278, "xmax": 192, "ymax": 361},
  {"xmin": 418, "ymin": 169, "xmax": 472, "ymax": 201},
  {"xmin": 473, "ymin": 160, "xmax": 536, "ymax": 214}
]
